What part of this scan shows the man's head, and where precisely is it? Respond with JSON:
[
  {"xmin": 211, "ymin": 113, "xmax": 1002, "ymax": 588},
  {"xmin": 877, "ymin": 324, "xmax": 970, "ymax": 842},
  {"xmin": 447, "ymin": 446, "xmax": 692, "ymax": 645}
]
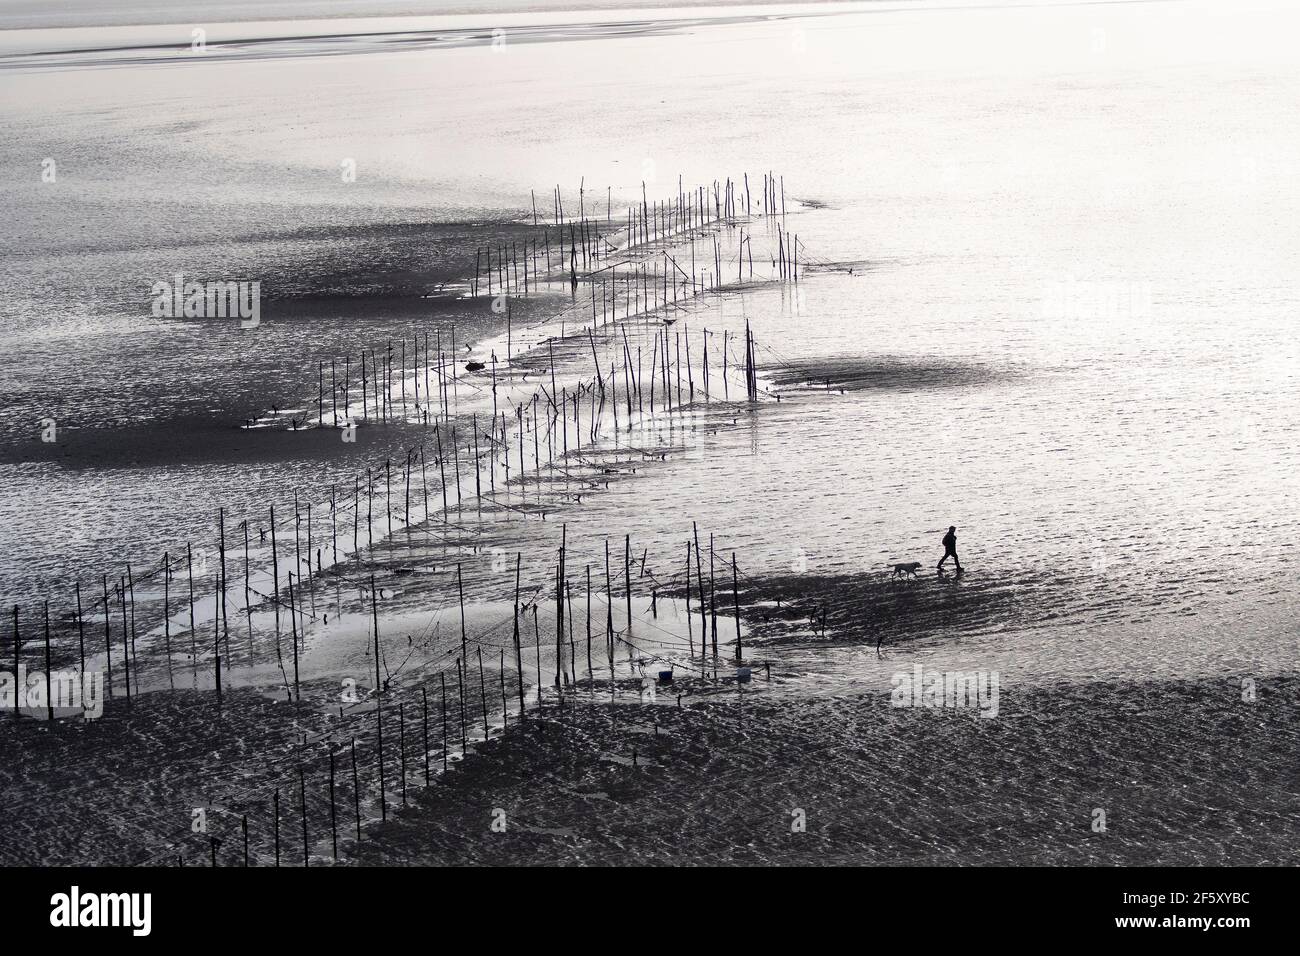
[{"xmin": 949, "ymin": 526, "xmax": 956, "ymax": 533}]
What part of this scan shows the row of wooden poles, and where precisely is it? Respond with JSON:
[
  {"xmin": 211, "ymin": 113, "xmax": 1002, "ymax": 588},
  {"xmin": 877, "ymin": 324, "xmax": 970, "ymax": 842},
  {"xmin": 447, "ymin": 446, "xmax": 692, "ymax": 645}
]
[
  {"xmin": 11, "ymin": 306, "xmax": 764, "ymax": 712},
  {"xmin": 473, "ymin": 171, "xmax": 801, "ymax": 298},
  {"xmin": 263, "ymin": 172, "xmax": 803, "ymax": 433},
  {"xmin": 281, "ymin": 260, "xmax": 769, "ymax": 434},
  {"xmin": 293, "ymin": 268, "xmax": 767, "ymax": 432},
  {"xmin": 526, "ymin": 172, "xmax": 788, "ymax": 234},
  {"xmin": 7, "ymin": 177, "xmax": 803, "ymax": 862},
  {"xmin": 152, "ymin": 519, "xmax": 755, "ymax": 866},
  {"xmin": 620, "ymin": 171, "xmax": 793, "ymax": 249},
  {"xmin": 7, "ymin": 176, "xmax": 784, "ymax": 712}
]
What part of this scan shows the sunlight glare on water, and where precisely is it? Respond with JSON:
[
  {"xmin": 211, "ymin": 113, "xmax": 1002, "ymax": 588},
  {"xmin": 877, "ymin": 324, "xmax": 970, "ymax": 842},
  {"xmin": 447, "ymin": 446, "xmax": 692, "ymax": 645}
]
[{"xmin": 1, "ymin": 0, "xmax": 1297, "ymax": 692}]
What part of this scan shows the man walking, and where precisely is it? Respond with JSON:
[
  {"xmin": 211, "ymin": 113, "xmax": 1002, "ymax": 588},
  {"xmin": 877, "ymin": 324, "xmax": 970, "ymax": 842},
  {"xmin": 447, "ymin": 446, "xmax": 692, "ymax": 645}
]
[{"xmin": 937, "ymin": 525, "xmax": 962, "ymax": 572}]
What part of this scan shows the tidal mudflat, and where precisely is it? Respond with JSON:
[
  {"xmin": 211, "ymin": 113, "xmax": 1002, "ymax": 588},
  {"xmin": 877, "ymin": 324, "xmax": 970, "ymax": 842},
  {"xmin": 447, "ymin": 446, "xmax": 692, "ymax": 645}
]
[{"xmin": 2, "ymin": 0, "xmax": 1298, "ymax": 868}]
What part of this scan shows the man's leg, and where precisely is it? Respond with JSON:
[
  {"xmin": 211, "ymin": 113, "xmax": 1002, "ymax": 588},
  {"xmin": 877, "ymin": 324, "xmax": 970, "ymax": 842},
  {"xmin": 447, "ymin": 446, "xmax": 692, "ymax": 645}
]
[{"xmin": 953, "ymin": 550, "xmax": 962, "ymax": 572}]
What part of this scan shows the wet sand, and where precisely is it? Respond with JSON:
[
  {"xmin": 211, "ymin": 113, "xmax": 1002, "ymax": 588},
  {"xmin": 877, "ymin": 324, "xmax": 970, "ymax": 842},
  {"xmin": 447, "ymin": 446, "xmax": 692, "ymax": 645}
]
[
  {"xmin": 348, "ymin": 673, "xmax": 1300, "ymax": 866},
  {"xmin": 4, "ymin": 0, "xmax": 1299, "ymax": 871},
  {"xmin": 6, "ymin": 668, "xmax": 1292, "ymax": 867},
  {"xmin": 0, "ymin": 215, "xmax": 565, "ymax": 602}
]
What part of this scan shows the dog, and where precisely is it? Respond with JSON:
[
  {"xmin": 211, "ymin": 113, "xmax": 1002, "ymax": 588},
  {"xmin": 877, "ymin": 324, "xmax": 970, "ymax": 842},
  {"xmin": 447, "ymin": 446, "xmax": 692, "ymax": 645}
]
[{"xmin": 891, "ymin": 562, "xmax": 922, "ymax": 578}]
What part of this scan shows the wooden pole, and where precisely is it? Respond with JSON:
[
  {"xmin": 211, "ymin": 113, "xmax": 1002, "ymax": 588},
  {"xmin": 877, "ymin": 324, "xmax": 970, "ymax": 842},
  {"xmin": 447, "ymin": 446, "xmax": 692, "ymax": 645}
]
[
  {"xmin": 732, "ymin": 553, "xmax": 742, "ymax": 662},
  {"xmin": 685, "ymin": 542, "xmax": 693, "ymax": 656},
  {"xmin": 119, "ymin": 578, "xmax": 131, "ymax": 705},
  {"xmin": 288, "ymin": 573, "xmax": 299, "ymax": 702},
  {"xmin": 43, "ymin": 601, "xmax": 52, "ymax": 721},
  {"xmin": 269, "ymin": 507, "xmax": 279, "ymax": 627},
  {"xmin": 693, "ymin": 523, "xmax": 707, "ymax": 655},
  {"xmin": 75, "ymin": 583, "xmax": 86, "ymax": 695},
  {"xmin": 477, "ymin": 646, "xmax": 489, "ymax": 739},
  {"xmin": 457, "ymin": 657, "xmax": 467, "ymax": 753},
  {"xmin": 710, "ymin": 533, "xmax": 718, "ymax": 654},
  {"xmin": 604, "ymin": 540, "xmax": 614, "ymax": 673},
  {"xmin": 566, "ymin": 579, "xmax": 576, "ymax": 685},
  {"xmin": 241, "ymin": 521, "xmax": 251, "ymax": 649},
  {"xmin": 457, "ymin": 563, "xmax": 467, "ymax": 664},
  {"xmin": 127, "ymin": 564, "xmax": 138, "ymax": 683},
  {"xmin": 371, "ymin": 573, "xmax": 385, "ymax": 821},
  {"xmin": 513, "ymin": 554, "xmax": 524, "ymax": 718},
  {"xmin": 102, "ymin": 575, "xmax": 113, "ymax": 696},
  {"xmin": 218, "ymin": 508, "xmax": 228, "ymax": 673},
  {"xmin": 556, "ymin": 527, "xmax": 565, "ymax": 688}
]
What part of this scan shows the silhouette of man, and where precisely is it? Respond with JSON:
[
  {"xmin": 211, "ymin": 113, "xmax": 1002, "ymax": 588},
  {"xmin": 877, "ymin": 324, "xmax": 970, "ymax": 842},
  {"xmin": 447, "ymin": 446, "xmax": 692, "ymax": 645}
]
[{"xmin": 937, "ymin": 525, "xmax": 961, "ymax": 572}]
